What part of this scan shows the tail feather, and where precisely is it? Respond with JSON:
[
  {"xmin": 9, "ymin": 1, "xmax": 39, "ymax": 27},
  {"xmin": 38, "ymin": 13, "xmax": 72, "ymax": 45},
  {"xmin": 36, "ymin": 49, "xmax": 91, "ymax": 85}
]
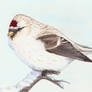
[
  {"xmin": 75, "ymin": 43, "xmax": 92, "ymax": 52},
  {"xmin": 83, "ymin": 56, "xmax": 92, "ymax": 63},
  {"xmin": 75, "ymin": 43, "xmax": 92, "ymax": 63}
]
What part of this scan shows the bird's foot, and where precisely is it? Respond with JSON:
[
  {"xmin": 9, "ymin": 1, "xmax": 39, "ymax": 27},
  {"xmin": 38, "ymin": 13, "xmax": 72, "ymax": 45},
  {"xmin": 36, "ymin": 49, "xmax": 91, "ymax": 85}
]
[
  {"xmin": 41, "ymin": 70, "xmax": 70, "ymax": 88},
  {"xmin": 43, "ymin": 76, "xmax": 70, "ymax": 89},
  {"xmin": 42, "ymin": 70, "xmax": 60, "ymax": 76}
]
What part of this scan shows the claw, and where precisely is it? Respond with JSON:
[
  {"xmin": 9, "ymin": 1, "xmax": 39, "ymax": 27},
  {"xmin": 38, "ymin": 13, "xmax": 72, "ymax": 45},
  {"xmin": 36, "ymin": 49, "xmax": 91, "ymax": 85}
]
[
  {"xmin": 42, "ymin": 76, "xmax": 70, "ymax": 89},
  {"xmin": 60, "ymin": 80, "xmax": 70, "ymax": 84},
  {"xmin": 52, "ymin": 80, "xmax": 64, "ymax": 89},
  {"xmin": 19, "ymin": 71, "xmax": 70, "ymax": 92}
]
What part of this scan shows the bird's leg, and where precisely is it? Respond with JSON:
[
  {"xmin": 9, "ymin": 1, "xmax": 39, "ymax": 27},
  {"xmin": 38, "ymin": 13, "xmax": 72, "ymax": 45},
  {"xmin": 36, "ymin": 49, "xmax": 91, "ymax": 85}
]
[
  {"xmin": 41, "ymin": 70, "xmax": 60, "ymax": 76},
  {"xmin": 42, "ymin": 70, "xmax": 70, "ymax": 89},
  {"xmin": 42, "ymin": 76, "xmax": 64, "ymax": 88},
  {"xmin": 43, "ymin": 76, "xmax": 70, "ymax": 89},
  {"xmin": 18, "ymin": 70, "xmax": 70, "ymax": 92},
  {"xmin": 19, "ymin": 70, "xmax": 59, "ymax": 92}
]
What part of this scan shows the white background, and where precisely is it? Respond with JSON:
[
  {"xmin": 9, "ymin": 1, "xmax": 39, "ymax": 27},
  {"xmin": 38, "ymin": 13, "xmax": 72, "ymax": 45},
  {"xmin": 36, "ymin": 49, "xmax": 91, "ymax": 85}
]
[{"xmin": 0, "ymin": 0, "xmax": 92, "ymax": 92}]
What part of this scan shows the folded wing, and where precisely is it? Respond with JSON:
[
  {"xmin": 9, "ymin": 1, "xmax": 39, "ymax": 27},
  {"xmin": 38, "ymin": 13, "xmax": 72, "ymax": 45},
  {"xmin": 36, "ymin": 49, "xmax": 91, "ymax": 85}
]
[{"xmin": 37, "ymin": 34, "xmax": 92, "ymax": 63}]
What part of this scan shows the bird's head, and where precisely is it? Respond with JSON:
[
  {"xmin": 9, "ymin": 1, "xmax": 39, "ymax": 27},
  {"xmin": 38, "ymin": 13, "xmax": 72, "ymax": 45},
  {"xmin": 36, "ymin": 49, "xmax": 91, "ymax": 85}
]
[{"xmin": 8, "ymin": 14, "xmax": 32, "ymax": 40}]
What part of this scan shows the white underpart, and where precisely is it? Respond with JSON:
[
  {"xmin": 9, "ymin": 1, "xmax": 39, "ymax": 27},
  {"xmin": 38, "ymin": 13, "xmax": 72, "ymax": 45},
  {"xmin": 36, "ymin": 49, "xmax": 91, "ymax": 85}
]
[{"xmin": 9, "ymin": 25, "xmax": 72, "ymax": 71}]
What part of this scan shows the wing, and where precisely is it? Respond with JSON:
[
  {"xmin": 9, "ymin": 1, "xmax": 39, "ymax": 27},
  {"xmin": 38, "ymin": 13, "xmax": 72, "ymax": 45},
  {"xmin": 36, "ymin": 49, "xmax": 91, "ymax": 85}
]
[
  {"xmin": 37, "ymin": 34, "xmax": 92, "ymax": 62},
  {"xmin": 73, "ymin": 42, "xmax": 92, "ymax": 52}
]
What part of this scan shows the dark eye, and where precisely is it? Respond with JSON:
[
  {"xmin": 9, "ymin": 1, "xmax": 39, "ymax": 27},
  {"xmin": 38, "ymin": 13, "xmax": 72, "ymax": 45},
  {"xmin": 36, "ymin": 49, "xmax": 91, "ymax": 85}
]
[
  {"xmin": 17, "ymin": 27, "xmax": 24, "ymax": 31},
  {"xmin": 10, "ymin": 20, "xmax": 17, "ymax": 27}
]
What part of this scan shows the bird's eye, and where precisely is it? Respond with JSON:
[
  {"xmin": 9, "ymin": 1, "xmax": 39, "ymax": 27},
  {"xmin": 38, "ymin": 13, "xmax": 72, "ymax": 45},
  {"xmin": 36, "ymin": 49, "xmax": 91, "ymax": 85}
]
[
  {"xmin": 17, "ymin": 27, "xmax": 24, "ymax": 31},
  {"xmin": 9, "ymin": 20, "xmax": 17, "ymax": 27}
]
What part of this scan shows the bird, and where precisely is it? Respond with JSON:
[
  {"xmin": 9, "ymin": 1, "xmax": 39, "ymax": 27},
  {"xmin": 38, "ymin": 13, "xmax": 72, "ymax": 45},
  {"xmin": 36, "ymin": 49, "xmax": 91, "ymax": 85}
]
[{"xmin": 8, "ymin": 14, "xmax": 92, "ymax": 91}]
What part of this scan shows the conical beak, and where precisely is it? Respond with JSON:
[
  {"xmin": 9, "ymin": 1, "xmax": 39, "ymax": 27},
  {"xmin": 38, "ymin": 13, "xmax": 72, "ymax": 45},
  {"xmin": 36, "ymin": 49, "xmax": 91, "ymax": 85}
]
[{"xmin": 8, "ymin": 31, "xmax": 14, "ymax": 37}]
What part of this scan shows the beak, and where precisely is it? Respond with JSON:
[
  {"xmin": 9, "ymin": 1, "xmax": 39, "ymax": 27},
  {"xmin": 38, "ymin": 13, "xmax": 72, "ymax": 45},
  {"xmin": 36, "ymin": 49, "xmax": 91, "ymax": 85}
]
[
  {"xmin": 8, "ymin": 27, "xmax": 25, "ymax": 37},
  {"xmin": 8, "ymin": 31, "xmax": 14, "ymax": 37}
]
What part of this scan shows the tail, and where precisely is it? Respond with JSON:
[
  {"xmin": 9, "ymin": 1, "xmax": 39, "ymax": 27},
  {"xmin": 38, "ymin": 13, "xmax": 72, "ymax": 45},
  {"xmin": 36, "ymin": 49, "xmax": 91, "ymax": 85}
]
[
  {"xmin": 83, "ymin": 55, "xmax": 92, "ymax": 63},
  {"xmin": 74, "ymin": 42, "xmax": 92, "ymax": 63},
  {"xmin": 74, "ymin": 43, "xmax": 92, "ymax": 53}
]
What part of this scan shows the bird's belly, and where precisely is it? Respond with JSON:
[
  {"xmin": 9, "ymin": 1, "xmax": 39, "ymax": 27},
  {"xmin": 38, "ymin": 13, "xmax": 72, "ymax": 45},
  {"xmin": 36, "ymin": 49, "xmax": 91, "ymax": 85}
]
[{"xmin": 12, "ymin": 39, "xmax": 71, "ymax": 71}]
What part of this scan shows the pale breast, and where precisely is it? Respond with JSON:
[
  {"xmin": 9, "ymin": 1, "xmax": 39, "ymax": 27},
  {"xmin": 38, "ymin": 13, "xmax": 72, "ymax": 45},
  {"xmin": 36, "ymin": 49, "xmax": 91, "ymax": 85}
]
[{"xmin": 10, "ymin": 36, "xmax": 71, "ymax": 71}]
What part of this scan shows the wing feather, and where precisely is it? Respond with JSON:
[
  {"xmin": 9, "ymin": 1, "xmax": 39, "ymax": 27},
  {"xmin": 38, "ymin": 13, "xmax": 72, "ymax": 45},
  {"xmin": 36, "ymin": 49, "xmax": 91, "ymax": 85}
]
[{"xmin": 37, "ymin": 34, "xmax": 92, "ymax": 62}]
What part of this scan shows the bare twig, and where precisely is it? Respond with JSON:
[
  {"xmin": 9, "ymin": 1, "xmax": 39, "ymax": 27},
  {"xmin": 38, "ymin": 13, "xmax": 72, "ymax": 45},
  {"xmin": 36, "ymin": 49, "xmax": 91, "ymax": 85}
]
[
  {"xmin": 20, "ymin": 75, "xmax": 43, "ymax": 92},
  {"xmin": 19, "ymin": 73, "xmax": 70, "ymax": 92}
]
